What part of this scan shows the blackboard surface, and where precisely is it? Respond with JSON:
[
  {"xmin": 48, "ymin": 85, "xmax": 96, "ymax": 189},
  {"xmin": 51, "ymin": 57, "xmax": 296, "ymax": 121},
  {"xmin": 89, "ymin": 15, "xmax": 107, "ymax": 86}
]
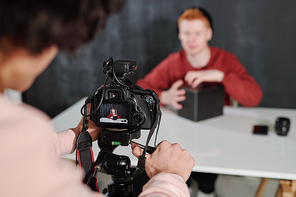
[{"xmin": 24, "ymin": 0, "xmax": 296, "ymax": 118}]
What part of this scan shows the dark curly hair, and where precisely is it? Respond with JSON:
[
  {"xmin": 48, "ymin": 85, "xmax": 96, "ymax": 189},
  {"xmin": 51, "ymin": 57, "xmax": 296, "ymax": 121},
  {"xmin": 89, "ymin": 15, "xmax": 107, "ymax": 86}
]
[{"xmin": 0, "ymin": 0, "xmax": 125, "ymax": 54}]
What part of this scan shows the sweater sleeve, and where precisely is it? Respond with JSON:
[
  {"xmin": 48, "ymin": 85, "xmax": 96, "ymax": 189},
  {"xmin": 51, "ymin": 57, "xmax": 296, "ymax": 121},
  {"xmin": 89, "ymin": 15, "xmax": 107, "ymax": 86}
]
[
  {"xmin": 136, "ymin": 56, "xmax": 177, "ymax": 103},
  {"xmin": 221, "ymin": 55, "xmax": 263, "ymax": 106},
  {"xmin": 139, "ymin": 173, "xmax": 190, "ymax": 197},
  {"xmin": 0, "ymin": 97, "xmax": 104, "ymax": 197},
  {"xmin": 57, "ymin": 129, "xmax": 77, "ymax": 155}
]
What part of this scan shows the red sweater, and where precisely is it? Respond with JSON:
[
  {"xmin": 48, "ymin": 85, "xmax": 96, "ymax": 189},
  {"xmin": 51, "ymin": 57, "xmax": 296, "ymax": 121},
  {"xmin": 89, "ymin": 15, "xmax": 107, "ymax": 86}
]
[
  {"xmin": 107, "ymin": 113, "xmax": 120, "ymax": 119},
  {"xmin": 137, "ymin": 47, "xmax": 263, "ymax": 106}
]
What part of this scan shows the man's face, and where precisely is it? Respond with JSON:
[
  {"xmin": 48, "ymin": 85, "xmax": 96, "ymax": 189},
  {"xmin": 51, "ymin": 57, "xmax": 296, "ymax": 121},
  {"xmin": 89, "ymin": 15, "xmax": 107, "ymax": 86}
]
[{"xmin": 178, "ymin": 19, "xmax": 212, "ymax": 56}]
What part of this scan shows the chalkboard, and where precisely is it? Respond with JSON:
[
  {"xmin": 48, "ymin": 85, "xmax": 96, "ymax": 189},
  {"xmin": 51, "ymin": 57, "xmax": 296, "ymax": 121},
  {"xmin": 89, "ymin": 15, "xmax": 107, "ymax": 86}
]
[{"xmin": 23, "ymin": 0, "xmax": 296, "ymax": 118}]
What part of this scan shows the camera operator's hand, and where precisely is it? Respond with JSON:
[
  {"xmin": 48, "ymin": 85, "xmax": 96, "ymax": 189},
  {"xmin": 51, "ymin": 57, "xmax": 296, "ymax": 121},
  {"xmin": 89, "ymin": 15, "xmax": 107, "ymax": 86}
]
[
  {"xmin": 160, "ymin": 80, "xmax": 186, "ymax": 110},
  {"xmin": 72, "ymin": 103, "xmax": 102, "ymax": 142},
  {"xmin": 131, "ymin": 140, "xmax": 195, "ymax": 182},
  {"xmin": 184, "ymin": 69, "xmax": 224, "ymax": 88}
]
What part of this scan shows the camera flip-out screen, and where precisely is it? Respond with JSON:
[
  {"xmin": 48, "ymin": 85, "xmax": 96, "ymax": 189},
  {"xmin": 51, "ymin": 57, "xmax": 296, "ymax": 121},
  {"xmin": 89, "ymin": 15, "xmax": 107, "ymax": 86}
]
[{"xmin": 99, "ymin": 102, "xmax": 130, "ymax": 126}]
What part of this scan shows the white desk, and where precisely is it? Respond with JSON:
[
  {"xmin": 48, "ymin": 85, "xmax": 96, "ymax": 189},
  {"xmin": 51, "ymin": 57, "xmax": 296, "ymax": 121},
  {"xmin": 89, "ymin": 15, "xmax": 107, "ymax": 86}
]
[{"xmin": 52, "ymin": 97, "xmax": 296, "ymax": 181}]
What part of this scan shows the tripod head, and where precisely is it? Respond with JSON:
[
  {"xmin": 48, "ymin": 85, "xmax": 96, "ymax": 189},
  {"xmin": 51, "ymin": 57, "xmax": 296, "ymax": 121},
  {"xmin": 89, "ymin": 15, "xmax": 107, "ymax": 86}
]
[{"xmin": 95, "ymin": 138, "xmax": 133, "ymax": 197}]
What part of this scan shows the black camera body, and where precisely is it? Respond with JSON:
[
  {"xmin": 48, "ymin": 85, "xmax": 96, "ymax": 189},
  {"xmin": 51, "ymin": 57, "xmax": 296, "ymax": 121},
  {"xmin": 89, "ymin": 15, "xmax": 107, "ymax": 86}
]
[
  {"xmin": 88, "ymin": 57, "xmax": 160, "ymax": 146},
  {"xmin": 90, "ymin": 84, "xmax": 157, "ymax": 130}
]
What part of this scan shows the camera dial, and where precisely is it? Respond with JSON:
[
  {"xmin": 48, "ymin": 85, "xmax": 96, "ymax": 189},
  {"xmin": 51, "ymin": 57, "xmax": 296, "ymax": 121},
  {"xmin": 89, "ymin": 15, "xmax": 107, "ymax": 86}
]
[{"xmin": 132, "ymin": 113, "xmax": 145, "ymax": 126}]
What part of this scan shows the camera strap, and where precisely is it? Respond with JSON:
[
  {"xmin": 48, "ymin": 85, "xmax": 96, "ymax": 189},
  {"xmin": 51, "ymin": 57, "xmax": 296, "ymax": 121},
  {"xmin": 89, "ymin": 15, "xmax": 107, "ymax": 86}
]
[
  {"xmin": 76, "ymin": 99, "xmax": 99, "ymax": 192},
  {"xmin": 133, "ymin": 89, "xmax": 161, "ymax": 195},
  {"xmin": 137, "ymin": 90, "xmax": 162, "ymax": 170}
]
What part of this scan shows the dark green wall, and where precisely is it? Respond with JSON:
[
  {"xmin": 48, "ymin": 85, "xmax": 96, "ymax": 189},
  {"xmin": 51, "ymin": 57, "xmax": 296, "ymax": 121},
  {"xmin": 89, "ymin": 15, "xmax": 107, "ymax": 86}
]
[{"xmin": 24, "ymin": 0, "xmax": 296, "ymax": 118}]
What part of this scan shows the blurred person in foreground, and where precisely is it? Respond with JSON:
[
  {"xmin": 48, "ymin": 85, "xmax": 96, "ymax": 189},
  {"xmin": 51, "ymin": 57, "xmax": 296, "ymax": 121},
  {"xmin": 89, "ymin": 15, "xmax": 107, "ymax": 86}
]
[{"xmin": 0, "ymin": 0, "xmax": 194, "ymax": 196}]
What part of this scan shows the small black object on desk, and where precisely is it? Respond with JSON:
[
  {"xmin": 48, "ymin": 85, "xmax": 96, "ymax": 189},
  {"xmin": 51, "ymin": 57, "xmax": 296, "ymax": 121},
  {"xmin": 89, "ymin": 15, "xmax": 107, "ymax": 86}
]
[{"xmin": 275, "ymin": 117, "xmax": 290, "ymax": 136}]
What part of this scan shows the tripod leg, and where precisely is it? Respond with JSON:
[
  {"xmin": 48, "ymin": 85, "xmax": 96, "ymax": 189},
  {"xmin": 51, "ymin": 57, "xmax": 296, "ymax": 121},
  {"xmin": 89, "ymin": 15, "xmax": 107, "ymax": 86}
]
[{"xmin": 133, "ymin": 169, "xmax": 150, "ymax": 197}]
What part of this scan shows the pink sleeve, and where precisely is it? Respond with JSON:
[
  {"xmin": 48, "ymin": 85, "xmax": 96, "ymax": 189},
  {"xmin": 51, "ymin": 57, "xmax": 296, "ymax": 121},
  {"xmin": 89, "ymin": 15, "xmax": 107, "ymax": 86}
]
[
  {"xmin": 139, "ymin": 173, "xmax": 190, "ymax": 197},
  {"xmin": 0, "ymin": 97, "xmax": 104, "ymax": 197},
  {"xmin": 57, "ymin": 129, "xmax": 77, "ymax": 155}
]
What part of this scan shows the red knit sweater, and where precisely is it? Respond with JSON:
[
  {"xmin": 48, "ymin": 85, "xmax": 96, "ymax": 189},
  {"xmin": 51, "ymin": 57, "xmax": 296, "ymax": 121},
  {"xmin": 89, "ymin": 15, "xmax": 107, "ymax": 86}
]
[{"xmin": 136, "ymin": 47, "xmax": 263, "ymax": 106}]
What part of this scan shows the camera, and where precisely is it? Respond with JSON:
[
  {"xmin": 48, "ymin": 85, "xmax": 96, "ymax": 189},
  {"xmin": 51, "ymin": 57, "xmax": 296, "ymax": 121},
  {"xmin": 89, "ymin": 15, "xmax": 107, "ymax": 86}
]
[
  {"xmin": 86, "ymin": 56, "xmax": 161, "ymax": 146},
  {"xmin": 78, "ymin": 56, "xmax": 161, "ymax": 195}
]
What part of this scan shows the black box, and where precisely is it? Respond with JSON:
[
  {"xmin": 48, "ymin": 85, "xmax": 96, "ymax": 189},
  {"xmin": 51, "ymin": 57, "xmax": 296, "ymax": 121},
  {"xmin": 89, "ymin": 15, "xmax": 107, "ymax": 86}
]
[{"xmin": 178, "ymin": 85, "xmax": 224, "ymax": 121}]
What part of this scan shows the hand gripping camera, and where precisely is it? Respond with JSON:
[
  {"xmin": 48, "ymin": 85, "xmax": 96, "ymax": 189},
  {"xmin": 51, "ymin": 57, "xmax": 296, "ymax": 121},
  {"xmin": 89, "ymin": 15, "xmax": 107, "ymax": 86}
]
[{"xmin": 77, "ymin": 56, "xmax": 161, "ymax": 197}]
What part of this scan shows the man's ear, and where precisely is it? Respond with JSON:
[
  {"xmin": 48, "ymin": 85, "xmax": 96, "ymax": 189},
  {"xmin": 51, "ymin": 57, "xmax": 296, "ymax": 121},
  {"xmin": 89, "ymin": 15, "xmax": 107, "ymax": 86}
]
[{"xmin": 206, "ymin": 28, "xmax": 213, "ymax": 41}]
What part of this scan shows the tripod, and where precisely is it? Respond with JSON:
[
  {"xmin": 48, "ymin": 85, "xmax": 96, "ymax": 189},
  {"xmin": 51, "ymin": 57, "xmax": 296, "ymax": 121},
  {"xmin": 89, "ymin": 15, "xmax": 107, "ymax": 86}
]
[
  {"xmin": 95, "ymin": 148, "xmax": 133, "ymax": 197},
  {"xmin": 84, "ymin": 128, "xmax": 142, "ymax": 197}
]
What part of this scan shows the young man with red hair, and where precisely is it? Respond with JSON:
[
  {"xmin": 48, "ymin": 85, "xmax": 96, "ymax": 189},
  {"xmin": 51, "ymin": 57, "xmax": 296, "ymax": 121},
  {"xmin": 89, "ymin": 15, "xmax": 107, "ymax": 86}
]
[
  {"xmin": 137, "ymin": 7, "xmax": 263, "ymax": 197},
  {"xmin": 137, "ymin": 7, "xmax": 262, "ymax": 110}
]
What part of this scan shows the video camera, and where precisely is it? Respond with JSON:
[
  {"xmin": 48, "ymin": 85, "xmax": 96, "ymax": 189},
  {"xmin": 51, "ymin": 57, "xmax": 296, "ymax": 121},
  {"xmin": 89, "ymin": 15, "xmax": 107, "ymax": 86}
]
[
  {"xmin": 86, "ymin": 56, "xmax": 160, "ymax": 146},
  {"xmin": 78, "ymin": 56, "xmax": 161, "ymax": 196}
]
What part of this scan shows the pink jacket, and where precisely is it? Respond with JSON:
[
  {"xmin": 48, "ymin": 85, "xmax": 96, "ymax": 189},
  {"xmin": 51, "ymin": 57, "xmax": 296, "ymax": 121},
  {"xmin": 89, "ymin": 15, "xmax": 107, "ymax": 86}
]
[{"xmin": 0, "ymin": 95, "xmax": 189, "ymax": 197}]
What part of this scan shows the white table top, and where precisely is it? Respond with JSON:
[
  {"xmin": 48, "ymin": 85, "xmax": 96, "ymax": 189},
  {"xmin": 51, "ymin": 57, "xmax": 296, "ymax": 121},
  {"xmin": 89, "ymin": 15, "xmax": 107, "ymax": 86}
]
[{"xmin": 52, "ymin": 97, "xmax": 296, "ymax": 180}]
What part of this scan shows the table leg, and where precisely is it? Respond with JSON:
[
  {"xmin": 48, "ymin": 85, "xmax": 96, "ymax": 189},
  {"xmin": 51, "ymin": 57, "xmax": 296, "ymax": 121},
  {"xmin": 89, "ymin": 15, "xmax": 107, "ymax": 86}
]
[
  {"xmin": 275, "ymin": 180, "xmax": 294, "ymax": 197},
  {"xmin": 291, "ymin": 180, "xmax": 296, "ymax": 195},
  {"xmin": 275, "ymin": 185, "xmax": 282, "ymax": 197},
  {"xmin": 255, "ymin": 178, "xmax": 269, "ymax": 197}
]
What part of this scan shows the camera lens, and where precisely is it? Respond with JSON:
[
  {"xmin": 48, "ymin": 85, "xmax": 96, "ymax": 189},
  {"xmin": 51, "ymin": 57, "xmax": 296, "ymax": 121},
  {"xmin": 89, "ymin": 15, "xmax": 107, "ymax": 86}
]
[
  {"xmin": 275, "ymin": 117, "xmax": 290, "ymax": 136},
  {"xmin": 132, "ymin": 113, "xmax": 145, "ymax": 126}
]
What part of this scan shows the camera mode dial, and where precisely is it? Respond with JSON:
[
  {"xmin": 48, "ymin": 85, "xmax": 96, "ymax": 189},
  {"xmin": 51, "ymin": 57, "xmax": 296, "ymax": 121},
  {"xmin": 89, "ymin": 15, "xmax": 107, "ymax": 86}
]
[{"xmin": 132, "ymin": 113, "xmax": 145, "ymax": 126}]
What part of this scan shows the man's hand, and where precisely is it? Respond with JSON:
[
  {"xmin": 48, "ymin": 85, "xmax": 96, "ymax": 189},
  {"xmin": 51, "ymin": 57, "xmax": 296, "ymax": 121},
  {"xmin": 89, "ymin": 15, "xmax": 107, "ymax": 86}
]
[
  {"xmin": 131, "ymin": 140, "xmax": 195, "ymax": 182},
  {"xmin": 185, "ymin": 69, "xmax": 224, "ymax": 88},
  {"xmin": 72, "ymin": 103, "xmax": 102, "ymax": 141},
  {"xmin": 160, "ymin": 80, "xmax": 186, "ymax": 109}
]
